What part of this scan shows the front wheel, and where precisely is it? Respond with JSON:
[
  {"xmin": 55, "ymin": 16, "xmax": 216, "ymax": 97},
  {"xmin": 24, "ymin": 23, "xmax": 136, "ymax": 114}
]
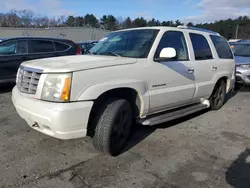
[
  {"xmin": 209, "ymin": 80, "xmax": 226, "ymax": 110},
  {"xmin": 92, "ymin": 98, "xmax": 133, "ymax": 156}
]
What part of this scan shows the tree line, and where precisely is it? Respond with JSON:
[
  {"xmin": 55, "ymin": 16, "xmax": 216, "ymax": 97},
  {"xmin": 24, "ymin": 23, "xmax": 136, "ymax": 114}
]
[{"xmin": 1, "ymin": 9, "xmax": 250, "ymax": 39}]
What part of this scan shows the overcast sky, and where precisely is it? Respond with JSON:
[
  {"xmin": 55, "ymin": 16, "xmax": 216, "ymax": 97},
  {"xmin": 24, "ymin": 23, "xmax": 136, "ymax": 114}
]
[{"xmin": 0, "ymin": 0, "xmax": 250, "ymax": 23}]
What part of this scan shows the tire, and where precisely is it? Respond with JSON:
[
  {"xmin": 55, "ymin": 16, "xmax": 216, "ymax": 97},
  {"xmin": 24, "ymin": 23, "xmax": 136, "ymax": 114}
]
[
  {"xmin": 209, "ymin": 80, "xmax": 226, "ymax": 110},
  {"xmin": 92, "ymin": 98, "xmax": 133, "ymax": 156}
]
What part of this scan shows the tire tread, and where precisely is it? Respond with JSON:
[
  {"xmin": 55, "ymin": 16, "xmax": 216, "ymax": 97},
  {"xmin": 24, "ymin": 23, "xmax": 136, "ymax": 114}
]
[{"xmin": 92, "ymin": 98, "xmax": 130, "ymax": 155}]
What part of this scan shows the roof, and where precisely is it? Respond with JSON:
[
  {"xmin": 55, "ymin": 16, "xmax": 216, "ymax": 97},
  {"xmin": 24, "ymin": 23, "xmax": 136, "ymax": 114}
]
[
  {"xmin": 78, "ymin": 40, "xmax": 99, "ymax": 44},
  {"xmin": 238, "ymin": 39, "xmax": 250, "ymax": 43},
  {"xmin": 0, "ymin": 36, "xmax": 73, "ymax": 42},
  {"xmin": 229, "ymin": 39, "xmax": 242, "ymax": 42},
  {"xmin": 231, "ymin": 40, "xmax": 250, "ymax": 45},
  {"xmin": 112, "ymin": 26, "xmax": 220, "ymax": 36}
]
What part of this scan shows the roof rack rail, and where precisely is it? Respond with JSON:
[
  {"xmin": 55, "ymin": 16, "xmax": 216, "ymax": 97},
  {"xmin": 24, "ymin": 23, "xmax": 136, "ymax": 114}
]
[{"xmin": 177, "ymin": 25, "xmax": 220, "ymax": 36}]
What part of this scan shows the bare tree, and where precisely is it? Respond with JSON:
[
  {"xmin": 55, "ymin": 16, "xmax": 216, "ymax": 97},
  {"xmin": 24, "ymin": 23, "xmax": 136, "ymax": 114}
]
[
  {"xmin": 0, "ymin": 13, "xmax": 6, "ymax": 27},
  {"xmin": 18, "ymin": 9, "xmax": 35, "ymax": 27},
  {"xmin": 7, "ymin": 10, "xmax": 21, "ymax": 27},
  {"xmin": 57, "ymin": 15, "xmax": 66, "ymax": 26},
  {"xmin": 34, "ymin": 16, "xmax": 50, "ymax": 28},
  {"xmin": 49, "ymin": 17, "xmax": 59, "ymax": 27}
]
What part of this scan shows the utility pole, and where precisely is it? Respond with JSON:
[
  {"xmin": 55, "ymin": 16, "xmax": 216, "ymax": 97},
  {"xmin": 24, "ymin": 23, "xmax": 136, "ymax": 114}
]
[{"xmin": 236, "ymin": 24, "xmax": 239, "ymax": 39}]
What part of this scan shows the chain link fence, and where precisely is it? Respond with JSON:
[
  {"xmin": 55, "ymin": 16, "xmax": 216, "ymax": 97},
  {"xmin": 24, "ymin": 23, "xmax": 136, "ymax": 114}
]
[{"xmin": 0, "ymin": 27, "xmax": 110, "ymax": 42}]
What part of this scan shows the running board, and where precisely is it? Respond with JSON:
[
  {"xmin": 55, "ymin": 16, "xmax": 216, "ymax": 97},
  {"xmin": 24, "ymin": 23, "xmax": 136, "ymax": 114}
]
[{"xmin": 139, "ymin": 103, "xmax": 209, "ymax": 126}]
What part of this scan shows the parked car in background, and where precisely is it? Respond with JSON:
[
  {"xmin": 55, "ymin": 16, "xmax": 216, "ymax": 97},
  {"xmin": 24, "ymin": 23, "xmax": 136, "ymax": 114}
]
[
  {"xmin": 228, "ymin": 39, "xmax": 242, "ymax": 43},
  {"xmin": 230, "ymin": 41, "xmax": 250, "ymax": 86},
  {"xmin": 0, "ymin": 37, "xmax": 81, "ymax": 83},
  {"xmin": 77, "ymin": 40, "xmax": 98, "ymax": 54}
]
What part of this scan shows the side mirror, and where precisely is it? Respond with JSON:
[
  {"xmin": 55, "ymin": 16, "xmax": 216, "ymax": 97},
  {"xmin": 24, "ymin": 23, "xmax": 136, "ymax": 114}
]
[
  {"xmin": 155, "ymin": 47, "xmax": 177, "ymax": 62},
  {"xmin": 160, "ymin": 47, "xmax": 176, "ymax": 59}
]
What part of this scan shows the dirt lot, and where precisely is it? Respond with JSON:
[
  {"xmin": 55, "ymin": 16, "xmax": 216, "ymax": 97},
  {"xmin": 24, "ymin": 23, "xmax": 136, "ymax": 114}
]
[{"xmin": 0, "ymin": 84, "xmax": 250, "ymax": 188}]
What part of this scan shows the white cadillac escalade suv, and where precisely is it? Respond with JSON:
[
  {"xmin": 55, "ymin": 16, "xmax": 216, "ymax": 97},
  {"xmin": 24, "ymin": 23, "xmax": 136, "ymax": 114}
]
[{"xmin": 12, "ymin": 26, "xmax": 235, "ymax": 156}]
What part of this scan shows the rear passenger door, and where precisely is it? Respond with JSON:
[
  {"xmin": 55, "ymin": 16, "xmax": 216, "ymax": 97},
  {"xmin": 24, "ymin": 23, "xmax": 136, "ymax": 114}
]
[
  {"xmin": 28, "ymin": 39, "xmax": 56, "ymax": 60},
  {"xmin": 188, "ymin": 33, "xmax": 218, "ymax": 100}
]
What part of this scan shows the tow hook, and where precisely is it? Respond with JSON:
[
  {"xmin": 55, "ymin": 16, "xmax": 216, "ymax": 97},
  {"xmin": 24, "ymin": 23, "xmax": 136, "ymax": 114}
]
[{"xmin": 32, "ymin": 122, "xmax": 39, "ymax": 128}]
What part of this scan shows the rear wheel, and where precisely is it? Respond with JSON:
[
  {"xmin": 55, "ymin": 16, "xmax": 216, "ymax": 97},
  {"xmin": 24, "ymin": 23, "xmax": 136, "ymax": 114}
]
[
  {"xmin": 210, "ymin": 80, "xmax": 226, "ymax": 110},
  {"xmin": 92, "ymin": 98, "xmax": 132, "ymax": 156}
]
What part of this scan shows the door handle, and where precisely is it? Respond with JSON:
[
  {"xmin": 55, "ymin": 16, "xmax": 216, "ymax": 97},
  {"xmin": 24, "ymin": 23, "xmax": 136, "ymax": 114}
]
[
  {"xmin": 212, "ymin": 66, "xmax": 217, "ymax": 71},
  {"xmin": 188, "ymin": 68, "xmax": 194, "ymax": 74}
]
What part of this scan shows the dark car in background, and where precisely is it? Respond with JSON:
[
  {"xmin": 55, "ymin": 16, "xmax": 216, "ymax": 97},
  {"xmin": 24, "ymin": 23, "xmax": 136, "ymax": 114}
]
[
  {"xmin": 230, "ymin": 41, "xmax": 250, "ymax": 86},
  {"xmin": 0, "ymin": 37, "xmax": 81, "ymax": 83},
  {"xmin": 77, "ymin": 40, "xmax": 98, "ymax": 54}
]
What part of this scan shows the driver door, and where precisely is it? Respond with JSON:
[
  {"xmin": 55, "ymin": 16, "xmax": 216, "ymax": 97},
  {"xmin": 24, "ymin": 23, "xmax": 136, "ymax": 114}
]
[{"xmin": 148, "ymin": 31, "xmax": 196, "ymax": 114}]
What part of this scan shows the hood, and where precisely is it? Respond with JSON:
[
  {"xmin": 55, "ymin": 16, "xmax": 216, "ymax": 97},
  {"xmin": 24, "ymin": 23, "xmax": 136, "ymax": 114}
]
[
  {"xmin": 234, "ymin": 56, "xmax": 250, "ymax": 65},
  {"xmin": 21, "ymin": 55, "xmax": 137, "ymax": 73}
]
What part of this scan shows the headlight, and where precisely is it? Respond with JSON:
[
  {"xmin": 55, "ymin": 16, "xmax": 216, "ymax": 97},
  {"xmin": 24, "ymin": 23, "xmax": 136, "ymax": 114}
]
[
  {"xmin": 41, "ymin": 73, "xmax": 72, "ymax": 102},
  {"xmin": 240, "ymin": 65, "xmax": 250, "ymax": 69}
]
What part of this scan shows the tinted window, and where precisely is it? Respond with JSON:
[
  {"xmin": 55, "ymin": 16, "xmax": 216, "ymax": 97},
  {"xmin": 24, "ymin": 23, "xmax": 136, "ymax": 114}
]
[
  {"xmin": 190, "ymin": 33, "xmax": 213, "ymax": 60},
  {"xmin": 0, "ymin": 41, "xmax": 17, "ymax": 55},
  {"xmin": 29, "ymin": 40, "xmax": 55, "ymax": 53},
  {"xmin": 55, "ymin": 42, "xmax": 69, "ymax": 51},
  {"xmin": 155, "ymin": 31, "xmax": 188, "ymax": 60},
  {"xmin": 17, "ymin": 40, "xmax": 28, "ymax": 54},
  {"xmin": 210, "ymin": 35, "xmax": 233, "ymax": 59}
]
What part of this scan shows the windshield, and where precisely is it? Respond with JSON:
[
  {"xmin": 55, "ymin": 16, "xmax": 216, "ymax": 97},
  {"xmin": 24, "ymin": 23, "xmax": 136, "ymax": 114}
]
[
  {"xmin": 90, "ymin": 29, "xmax": 159, "ymax": 58},
  {"xmin": 231, "ymin": 44, "xmax": 250, "ymax": 57}
]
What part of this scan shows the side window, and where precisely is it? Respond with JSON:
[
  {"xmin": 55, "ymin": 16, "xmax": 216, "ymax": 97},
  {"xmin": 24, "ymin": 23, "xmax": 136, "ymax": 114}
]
[
  {"xmin": 0, "ymin": 41, "xmax": 17, "ymax": 55},
  {"xmin": 29, "ymin": 40, "xmax": 55, "ymax": 53},
  {"xmin": 55, "ymin": 42, "xmax": 69, "ymax": 51},
  {"xmin": 210, "ymin": 35, "xmax": 233, "ymax": 59},
  {"xmin": 17, "ymin": 40, "xmax": 28, "ymax": 54},
  {"xmin": 155, "ymin": 31, "xmax": 189, "ymax": 61},
  {"xmin": 190, "ymin": 33, "xmax": 213, "ymax": 60}
]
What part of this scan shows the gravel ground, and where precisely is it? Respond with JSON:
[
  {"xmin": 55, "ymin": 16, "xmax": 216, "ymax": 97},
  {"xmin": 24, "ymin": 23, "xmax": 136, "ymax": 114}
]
[{"xmin": 0, "ymin": 84, "xmax": 250, "ymax": 188}]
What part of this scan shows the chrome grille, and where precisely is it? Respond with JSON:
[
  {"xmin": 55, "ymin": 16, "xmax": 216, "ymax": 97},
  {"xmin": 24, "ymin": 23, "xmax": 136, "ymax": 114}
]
[{"xmin": 17, "ymin": 66, "xmax": 42, "ymax": 94}]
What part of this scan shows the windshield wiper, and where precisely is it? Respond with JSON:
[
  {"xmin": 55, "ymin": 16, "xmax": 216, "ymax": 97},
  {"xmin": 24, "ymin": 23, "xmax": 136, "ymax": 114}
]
[{"xmin": 100, "ymin": 51, "xmax": 121, "ymax": 57}]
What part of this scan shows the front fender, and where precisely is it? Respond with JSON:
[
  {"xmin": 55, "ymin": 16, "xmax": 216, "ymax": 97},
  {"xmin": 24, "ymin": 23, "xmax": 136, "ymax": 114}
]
[{"xmin": 76, "ymin": 79, "xmax": 150, "ymax": 117}]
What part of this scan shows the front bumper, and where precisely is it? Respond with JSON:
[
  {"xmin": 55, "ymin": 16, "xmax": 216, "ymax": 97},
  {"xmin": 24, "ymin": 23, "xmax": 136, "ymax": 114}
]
[
  {"xmin": 236, "ymin": 68, "xmax": 250, "ymax": 85},
  {"xmin": 12, "ymin": 86, "xmax": 94, "ymax": 140}
]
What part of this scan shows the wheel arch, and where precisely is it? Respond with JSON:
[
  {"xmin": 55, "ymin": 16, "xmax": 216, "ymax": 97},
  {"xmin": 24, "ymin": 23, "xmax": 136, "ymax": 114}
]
[
  {"xmin": 76, "ymin": 79, "xmax": 149, "ymax": 116},
  {"xmin": 77, "ymin": 80, "xmax": 149, "ymax": 135},
  {"xmin": 215, "ymin": 76, "xmax": 230, "ymax": 92},
  {"xmin": 210, "ymin": 76, "xmax": 228, "ymax": 98},
  {"xmin": 86, "ymin": 86, "xmax": 147, "ymax": 137},
  {"xmin": 212, "ymin": 70, "xmax": 232, "ymax": 93}
]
